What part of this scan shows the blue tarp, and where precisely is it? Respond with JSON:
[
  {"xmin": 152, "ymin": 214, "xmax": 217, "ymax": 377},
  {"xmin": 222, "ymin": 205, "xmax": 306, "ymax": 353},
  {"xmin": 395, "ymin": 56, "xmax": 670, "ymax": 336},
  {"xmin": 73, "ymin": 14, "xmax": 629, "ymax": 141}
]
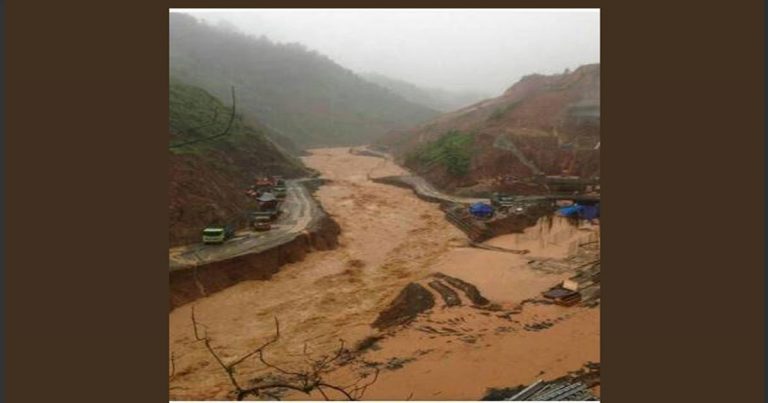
[
  {"xmin": 469, "ymin": 202, "xmax": 494, "ymax": 218},
  {"xmin": 581, "ymin": 204, "xmax": 600, "ymax": 220},
  {"xmin": 557, "ymin": 203, "xmax": 600, "ymax": 220},
  {"xmin": 557, "ymin": 204, "xmax": 583, "ymax": 217}
]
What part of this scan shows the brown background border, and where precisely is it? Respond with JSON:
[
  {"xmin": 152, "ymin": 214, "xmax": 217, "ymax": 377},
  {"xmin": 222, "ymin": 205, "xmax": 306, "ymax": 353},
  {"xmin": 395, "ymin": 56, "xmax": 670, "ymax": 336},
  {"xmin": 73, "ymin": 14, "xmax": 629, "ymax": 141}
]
[{"xmin": 4, "ymin": 1, "xmax": 764, "ymax": 402}]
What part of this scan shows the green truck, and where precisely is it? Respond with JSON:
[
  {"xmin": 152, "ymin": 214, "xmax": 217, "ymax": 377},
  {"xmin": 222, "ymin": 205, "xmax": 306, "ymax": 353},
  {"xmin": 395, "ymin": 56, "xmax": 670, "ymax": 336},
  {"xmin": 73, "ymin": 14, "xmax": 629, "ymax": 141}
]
[
  {"xmin": 202, "ymin": 224, "xmax": 235, "ymax": 244},
  {"xmin": 271, "ymin": 177, "xmax": 287, "ymax": 199}
]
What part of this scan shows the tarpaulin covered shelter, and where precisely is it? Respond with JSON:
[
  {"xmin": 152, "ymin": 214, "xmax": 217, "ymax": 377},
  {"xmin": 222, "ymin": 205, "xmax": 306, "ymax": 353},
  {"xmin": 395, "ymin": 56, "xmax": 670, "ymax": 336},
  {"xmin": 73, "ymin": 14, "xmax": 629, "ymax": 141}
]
[
  {"xmin": 580, "ymin": 204, "xmax": 600, "ymax": 220},
  {"xmin": 557, "ymin": 203, "xmax": 600, "ymax": 220},
  {"xmin": 258, "ymin": 192, "xmax": 278, "ymax": 209},
  {"xmin": 469, "ymin": 202, "xmax": 494, "ymax": 218}
]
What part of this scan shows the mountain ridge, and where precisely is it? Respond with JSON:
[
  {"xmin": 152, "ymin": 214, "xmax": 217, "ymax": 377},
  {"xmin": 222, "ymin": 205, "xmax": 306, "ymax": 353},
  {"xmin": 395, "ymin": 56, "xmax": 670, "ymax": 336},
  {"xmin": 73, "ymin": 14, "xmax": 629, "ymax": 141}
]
[
  {"xmin": 170, "ymin": 13, "xmax": 439, "ymax": 148},
  {"xmin": 380, "ymin": 64, "xmax": 600, "ymax": 195},
  {"xmin": 360, "ymin": 72, "xmax": 491, "ymax": 112}
]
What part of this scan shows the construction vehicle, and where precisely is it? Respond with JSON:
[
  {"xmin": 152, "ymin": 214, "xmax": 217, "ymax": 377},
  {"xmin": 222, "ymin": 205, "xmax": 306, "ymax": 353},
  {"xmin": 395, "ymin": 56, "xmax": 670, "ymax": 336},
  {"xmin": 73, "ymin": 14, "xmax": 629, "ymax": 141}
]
[{"xmin": 202, "ymin": 224, "xmax": 235, "ymax": 244}]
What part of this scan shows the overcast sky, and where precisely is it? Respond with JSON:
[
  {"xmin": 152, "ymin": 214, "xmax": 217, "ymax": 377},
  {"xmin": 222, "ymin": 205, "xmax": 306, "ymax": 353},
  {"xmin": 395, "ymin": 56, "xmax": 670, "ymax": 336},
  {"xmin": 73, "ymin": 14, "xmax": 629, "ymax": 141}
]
[{"xmin": 173, "ymin": 9, "xmax": 600, "ymax": 95}]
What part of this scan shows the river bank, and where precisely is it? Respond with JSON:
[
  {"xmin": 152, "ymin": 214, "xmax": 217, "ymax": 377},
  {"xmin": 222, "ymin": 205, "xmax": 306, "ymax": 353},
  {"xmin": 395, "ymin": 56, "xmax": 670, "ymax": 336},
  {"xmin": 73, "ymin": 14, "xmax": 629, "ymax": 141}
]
[{"xmin": 168, "ymin": 147, "xmax": 600, "ymax": 401}]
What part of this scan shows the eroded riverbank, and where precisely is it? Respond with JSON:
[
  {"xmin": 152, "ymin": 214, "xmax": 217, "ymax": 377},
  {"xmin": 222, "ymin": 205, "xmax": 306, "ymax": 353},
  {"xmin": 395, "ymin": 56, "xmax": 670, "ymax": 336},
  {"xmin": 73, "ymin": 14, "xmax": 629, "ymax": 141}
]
[{"xmin": 168, "ymin": 147, "xmax": 600, "ymax": 400}]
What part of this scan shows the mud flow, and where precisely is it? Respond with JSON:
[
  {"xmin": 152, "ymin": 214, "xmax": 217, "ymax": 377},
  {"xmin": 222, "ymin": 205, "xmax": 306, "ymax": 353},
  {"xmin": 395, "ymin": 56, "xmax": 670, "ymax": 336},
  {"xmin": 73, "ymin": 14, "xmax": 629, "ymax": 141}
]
[{"xmin": 169, "ymin": 147, "xmax": 600, "ymax": 401}]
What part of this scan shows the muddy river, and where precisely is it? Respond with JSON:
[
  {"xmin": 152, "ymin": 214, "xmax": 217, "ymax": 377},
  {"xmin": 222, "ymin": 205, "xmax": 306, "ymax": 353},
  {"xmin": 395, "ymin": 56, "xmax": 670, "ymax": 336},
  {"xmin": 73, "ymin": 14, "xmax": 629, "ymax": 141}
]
[{"xmin": 169, "ymin": 147, "xmax": 600, "ymax": 401}]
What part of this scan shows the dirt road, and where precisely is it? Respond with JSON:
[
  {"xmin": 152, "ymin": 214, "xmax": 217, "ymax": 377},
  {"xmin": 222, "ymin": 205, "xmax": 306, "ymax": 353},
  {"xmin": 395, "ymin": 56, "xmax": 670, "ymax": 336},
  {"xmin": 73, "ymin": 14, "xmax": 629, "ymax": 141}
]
[
  {"xmin": 168, "ymin": 179, "xmax": 321, "ymax": 271},
  {"xmin": 352, "ymin": 146, "xmax": 489, "ymax": 205},
  {"xmin": 168, "ymin": 147, "xmax": 600, "ymax": 400}
]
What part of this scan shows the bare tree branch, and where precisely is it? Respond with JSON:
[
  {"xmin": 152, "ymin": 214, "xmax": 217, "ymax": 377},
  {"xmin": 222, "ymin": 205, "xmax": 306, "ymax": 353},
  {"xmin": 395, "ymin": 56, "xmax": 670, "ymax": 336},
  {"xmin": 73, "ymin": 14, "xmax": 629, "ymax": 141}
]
[
  {"xmin": 237, "ymin": 382, "xmax": 312, "ymax": 401},
  {"xmin": 169, "ymin": 107, "xmax": 220, "ymax": 137},
  {"xmin": 191, "ymin": 305, "xmax": 203, "ymax": 341},
  {"xmin": 230, "ymin": 317, "xmax": 281, "ymax": 368},
  {"xmin": 259, "ymin": 348, "xmax": 306, "ymax": 378},
  {"xmin": 350, "ymin": 367, "xmax": 380, "ymax": 400},
  {"xmin": 189, "ymin": 314, "xmax": 378, "ymax": 401},
  {"xmin": 316, "ymin": 382, "xmax": 355, "ymax": 400},
  {"xmin": 203, "ymin": 337, "xmax": 243, "ymax": 391},
  {"xmin": 169, "ymin": 352, "xmax": 176, "ymax": 380},
  {"xmin": 317, "ymin": 385, "xmax": 331, "ymax": 401},
  {"xmin": 169, "ymin": 86, "xmax": 238, "ymax": 149}
]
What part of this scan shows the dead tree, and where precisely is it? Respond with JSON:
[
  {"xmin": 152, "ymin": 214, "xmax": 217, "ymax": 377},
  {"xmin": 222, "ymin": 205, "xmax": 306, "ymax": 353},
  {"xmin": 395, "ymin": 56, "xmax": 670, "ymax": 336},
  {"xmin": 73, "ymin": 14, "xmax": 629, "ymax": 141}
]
[{"xmin": 186, "ymin": 306, "xmax": 380, "ymax": 401}]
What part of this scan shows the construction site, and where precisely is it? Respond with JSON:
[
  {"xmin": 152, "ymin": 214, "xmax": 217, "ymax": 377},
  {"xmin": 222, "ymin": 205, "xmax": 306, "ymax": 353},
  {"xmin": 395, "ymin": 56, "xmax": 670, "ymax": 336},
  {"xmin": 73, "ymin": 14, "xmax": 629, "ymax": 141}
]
[{"xmin": 168, "ymin": 147, "xmax": 600, "ymax": 401}]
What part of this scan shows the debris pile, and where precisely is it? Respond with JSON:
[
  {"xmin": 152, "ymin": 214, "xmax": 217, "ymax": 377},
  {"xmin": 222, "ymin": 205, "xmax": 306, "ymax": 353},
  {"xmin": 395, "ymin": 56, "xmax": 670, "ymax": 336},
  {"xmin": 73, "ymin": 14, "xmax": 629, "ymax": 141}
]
[
  {"xmin": 371, "ymin": 274, "xmax": 494, "ymax": 330},
  {"xmin": 570, "ymin": 262, "xmax": 601, "ymax": 307},
  {"xmin": 433, "ymin": 272, "xmax": 490, "ymax": 306},
  {"xmin": 427, "ymin": 280, "xmax": 462, "ymax": 307},
  {"xmin": 443, "ymin": 204, "xmax": 494, "ymax": 241},
  {"xmin": 540, "ymin": 261, "xmax": 600, "ymax": 308},
  {"xmin": 504, "ymin": 379, "xmax": 597, "ymax": 401},
  {"xmin": 527, "ymin": 236, "xmax": 599, "ymax": 275},
  {"xmin": 483, "ymin": 363, "xmax": 600, "ymax": 401},
  {"xmin": 442, "ymin": 199, "xmax": 558, "ymax": 242},
  {"xmin": 542, "ymin": 288, "xmax": 581, "ymax": 307},
  {"xmin": 469, "ymin": 241, "xmax": 529, "ymax": 254}
]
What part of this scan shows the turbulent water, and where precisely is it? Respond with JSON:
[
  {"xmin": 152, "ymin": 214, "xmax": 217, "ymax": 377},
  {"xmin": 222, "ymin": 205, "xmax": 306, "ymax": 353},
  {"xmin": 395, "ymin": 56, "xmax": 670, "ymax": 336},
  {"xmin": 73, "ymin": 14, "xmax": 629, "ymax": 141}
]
[{"xmin": 168, "ymin": 147, "xmax": 600, "ymax": 400}]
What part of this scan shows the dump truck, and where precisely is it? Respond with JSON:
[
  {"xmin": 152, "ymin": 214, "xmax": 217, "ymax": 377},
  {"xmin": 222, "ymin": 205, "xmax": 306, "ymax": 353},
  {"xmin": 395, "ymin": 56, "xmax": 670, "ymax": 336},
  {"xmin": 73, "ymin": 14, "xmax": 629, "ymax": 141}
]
[
  {"xmin": 202, "ymin": 224, "xmax": 235, "ymax": 244},
  {"xmin": 249, "ymin": 209, "xmax": 280, "ymax": 222},
  {"xmin": 249, "ymin": 205, "xmax": 281, "ymax": 228}
]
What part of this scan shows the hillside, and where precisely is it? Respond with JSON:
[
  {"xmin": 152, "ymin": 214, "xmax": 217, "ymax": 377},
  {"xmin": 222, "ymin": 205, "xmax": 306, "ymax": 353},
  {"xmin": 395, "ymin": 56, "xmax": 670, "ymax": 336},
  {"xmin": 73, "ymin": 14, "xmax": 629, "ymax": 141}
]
[
  {"xmin": 381, "ymin": 64, "xmax": 600, "ymax": 194},
  {"xmin": 169, "ymin": 13, "xmax": 439, "ymax": 148},
  {"xmin": 361, "ymin": 72, "xmax": 490, "ymax": 112},
  {"xmin": 169, "ymin": 79, "xmax": 309, "ymax": 246}
]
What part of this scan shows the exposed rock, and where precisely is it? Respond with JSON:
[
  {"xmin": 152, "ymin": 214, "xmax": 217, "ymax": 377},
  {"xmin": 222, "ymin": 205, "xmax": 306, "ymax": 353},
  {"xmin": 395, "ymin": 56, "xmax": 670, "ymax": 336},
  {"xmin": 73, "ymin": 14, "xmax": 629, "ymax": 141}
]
[
  {"xmin": 372, "ymin": 283, "xmax": 435, "ymax": 330},
  {"xmin": 433, "ymin": 272, "xmax": 490, "ymax": 306},
  {"xmin": 428, "ymin": 280, "xmax": 462, "ymax": 307}
]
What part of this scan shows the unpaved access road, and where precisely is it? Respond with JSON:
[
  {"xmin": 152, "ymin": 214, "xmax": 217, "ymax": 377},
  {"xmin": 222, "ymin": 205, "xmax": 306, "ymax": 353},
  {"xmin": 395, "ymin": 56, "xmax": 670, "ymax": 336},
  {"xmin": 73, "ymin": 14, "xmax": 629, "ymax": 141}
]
[
  {"xmin": 352, "ymin": 146, "xmax": 489, "ymax": 205},
  {"xmin": 168, "ymin": 179, "xmax": 321, "ymax": 271},
  {"xmin": 169, "ymin": 147, "xmax": 600, "ymax": 401},
  {"xmin": 395, "ymin": 175, "xmax": 489, "ymax": 205}
]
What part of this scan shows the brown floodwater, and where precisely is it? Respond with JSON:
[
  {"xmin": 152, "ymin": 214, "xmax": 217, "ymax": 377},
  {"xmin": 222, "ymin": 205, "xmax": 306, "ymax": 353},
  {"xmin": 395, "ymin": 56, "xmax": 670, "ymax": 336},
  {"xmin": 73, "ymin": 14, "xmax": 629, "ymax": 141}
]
[{"xmin": 168, "ymin": 147, "xmax": 600, "ymax": 401}]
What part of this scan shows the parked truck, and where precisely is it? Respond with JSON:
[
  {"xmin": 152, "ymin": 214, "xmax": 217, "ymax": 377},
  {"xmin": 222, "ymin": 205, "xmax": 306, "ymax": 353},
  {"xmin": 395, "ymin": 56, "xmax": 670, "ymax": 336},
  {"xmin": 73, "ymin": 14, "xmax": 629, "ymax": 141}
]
[
  {"xmin": 249, "ymin": 208, "xmax": 280, "ymax": 221},
  {"xmin": 269, "ymin": 176, "xmax": 287, "ymax": 198},
  {"xmin": 248, "ymin": 208, "xmax": 280, "ymax": 231},
  {"xmin": 250, "ymin": 215, "xmax": 273, "ymax": 231},
  {"xmin": 273, "ymin": 184, "xmax": 287, "ymax": 199}
]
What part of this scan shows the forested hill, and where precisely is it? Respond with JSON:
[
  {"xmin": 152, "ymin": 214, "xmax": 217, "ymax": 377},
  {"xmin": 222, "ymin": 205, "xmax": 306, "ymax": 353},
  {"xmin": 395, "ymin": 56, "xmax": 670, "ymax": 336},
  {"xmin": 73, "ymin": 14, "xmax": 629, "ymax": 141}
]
[
  {"xmin": 170, "ymin": 13, "xmax": 439, "ymax": 148},
  {"xmin": 169, "ymin": 79, "xmax": 308, "ymax": 246}
]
